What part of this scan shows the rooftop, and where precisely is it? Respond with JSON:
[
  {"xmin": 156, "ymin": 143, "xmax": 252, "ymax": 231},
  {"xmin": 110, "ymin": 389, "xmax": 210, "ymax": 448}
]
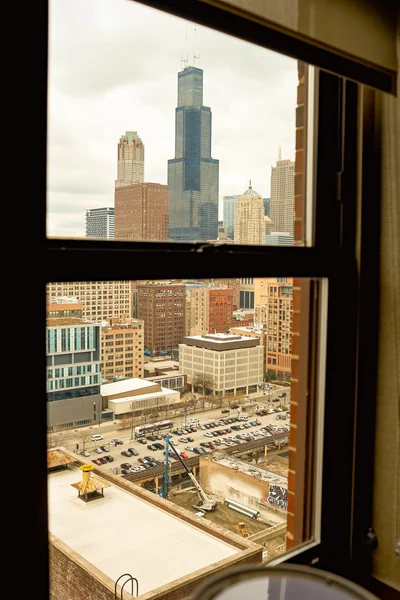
[
  {"xmin": 46, "ymin": 316, "xmax": 97, "ymax": 328},
  {"xmin": 240, "ymin": 181, "xmax": 262, "ymax": 198},
  {"xmin": 101, "ymin": 377, "xmax": 155, "ymax": 396},
  {"xmin": 109, "ymin": 387, "xmax": 178, "ymax": 405},
  {"xmin": 184, "ymin": 333, "xmax": 258, "ymax": 344},
  {"xmin": 48, "ymin": 466, "xmax": 239, "ymax": 595},
  {"xmin": 212, "ymin": 454, "xmax": 287, "ymax": 488}
]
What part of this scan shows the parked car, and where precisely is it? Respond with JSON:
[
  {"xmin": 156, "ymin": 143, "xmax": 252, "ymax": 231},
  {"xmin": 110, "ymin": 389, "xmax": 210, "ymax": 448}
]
[
  {"xmin": 221, "ymin": 409, "xmax": 230, "ymax": 413},
  {"xmin": 91, "ymin": 434, "xmax": 104, "ymax": 441},
  {"xmin": 128, "ymin": 448, "xmax": 139, "ymax": 456},
  {"xmin": 79, "ymin": 450, "xmax": 90, "ymax": 457},
  {"xmin": 121, "ymin": 463, "xmax": 132, "ymax": 469},
  {"xmin": 94, "ymin": 448, "xmax": 103, "ymax": 454},
  {"xmin": 120, "ymin": 469, "xmax": 129, "ymax": 475},
  {"xmin": 138, "ymin": 438, "xmax": 147, "ymax": 444},
  {"xmin": 121, "ymin": 450, "xmax": 132, "ymax": 457},
  {"xmin": 104, "ymin": 455, "xmax": 114, "ymax": 462},
  {"xmin": 111, "ymin": 439, "xmax": 123, "ymax": 445},
  {"xmin": 92, "ymin": 459, "xmax": 102, "ymax": 465},
  {"xmin": 100, "ymin": 445, "xmax": 109, "ymax": 452},
  {"xmin": 279, "ymin": 392, "xmax": 287, "ymax": 398},
  {"xmin": 98, "ymin": 457, "xmax": 108, "ymax": 464}
]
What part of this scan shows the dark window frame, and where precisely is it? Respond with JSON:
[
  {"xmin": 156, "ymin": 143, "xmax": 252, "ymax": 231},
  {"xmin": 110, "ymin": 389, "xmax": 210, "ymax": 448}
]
[{"xmin": 27, "ymin": 1, "xmax": 381, "ymax": 597}]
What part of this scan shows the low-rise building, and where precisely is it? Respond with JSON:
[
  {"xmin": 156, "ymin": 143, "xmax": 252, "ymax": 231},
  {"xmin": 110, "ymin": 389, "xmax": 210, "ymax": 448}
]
[
  {"xmin": 101, "ymin": 377, "xmax": 180, "ymax": 419},
  {"xmin": 179, "ymin": 333, "xmax": 264, "ymax": 396}
]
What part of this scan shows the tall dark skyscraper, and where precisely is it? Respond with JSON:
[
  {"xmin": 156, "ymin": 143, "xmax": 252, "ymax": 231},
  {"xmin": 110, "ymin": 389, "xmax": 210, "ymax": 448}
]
[{"xmin": 168, "ymin": 66, "xmax": 219, "ymax": 242}]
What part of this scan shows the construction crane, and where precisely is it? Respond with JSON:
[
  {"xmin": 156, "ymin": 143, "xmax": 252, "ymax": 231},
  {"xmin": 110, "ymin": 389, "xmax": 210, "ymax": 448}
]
[
  {"xmin": 236, "ymin": 522, "xmax": 249, "ymax": 537},
  {"xmin": 168, "ymin": 440, "xmax": 217, "ymax": 512},
  {"xmin": 159, "ymin": 435, "xmax": 172, "ymax": 499}
]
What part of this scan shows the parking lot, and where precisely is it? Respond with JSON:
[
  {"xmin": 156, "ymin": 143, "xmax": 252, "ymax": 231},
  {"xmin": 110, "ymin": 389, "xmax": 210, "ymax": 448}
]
[{"xmin": 70, "ymin": 403, "xmax": 290, "ymax": 476}]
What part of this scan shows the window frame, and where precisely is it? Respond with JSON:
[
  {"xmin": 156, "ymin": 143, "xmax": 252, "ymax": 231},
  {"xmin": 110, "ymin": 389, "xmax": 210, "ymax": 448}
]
[{"xmin": 28, "ymin": 0, "xmax": 382, "ymax": 597}]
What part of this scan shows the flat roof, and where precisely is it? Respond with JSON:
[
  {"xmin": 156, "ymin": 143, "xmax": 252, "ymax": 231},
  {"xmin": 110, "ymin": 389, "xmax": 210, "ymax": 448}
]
[
  {"xmin": 181, "ymin": 334, "xmax": 260, "ymax": 352},
  {"xmin": 144, "ymin": 360, "xmax": 180, "ymax": 370},
  {"xmin": 184, "ymin": 333, "xmax": 257, "ymax": 344},
  {"xmin": 48, "ymin": 467, "xmax": 238, "ymax": 595},
  {"xmin": 110, "ymin": 387, "xmax": 178, "ymax": 405},
  {"xmin": 101, "ymin": 377, "xmax": 155, "ymax": 396}
]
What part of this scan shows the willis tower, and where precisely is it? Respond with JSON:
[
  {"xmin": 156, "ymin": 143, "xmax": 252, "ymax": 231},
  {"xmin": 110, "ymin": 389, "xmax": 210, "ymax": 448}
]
[{"xmin": 168, "ymin": 65, "xmax": 219, "ymax": 242}]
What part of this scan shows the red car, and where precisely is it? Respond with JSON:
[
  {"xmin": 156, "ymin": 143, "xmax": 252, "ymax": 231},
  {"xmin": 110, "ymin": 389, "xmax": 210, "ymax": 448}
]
[
  {"xmin": 180, "ymin": 453, "xmax": 189, "ymax": 460},
  {"xmin": 92, "ymin": 459, "xmax": 102, "ymax": 465}
]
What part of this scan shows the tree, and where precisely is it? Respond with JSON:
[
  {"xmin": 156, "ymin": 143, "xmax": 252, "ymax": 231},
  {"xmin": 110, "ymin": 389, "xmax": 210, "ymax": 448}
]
[
  {"xmin": 265, "ymin": 369, "xmax": 277, "ymax": 381},
  {"xmin": 78, "ymin": 431, "xmax": 91, "ymax": 450},
  {"xmin": 193, "ymin": 372, "xmax": 214, "ymax": 403}
]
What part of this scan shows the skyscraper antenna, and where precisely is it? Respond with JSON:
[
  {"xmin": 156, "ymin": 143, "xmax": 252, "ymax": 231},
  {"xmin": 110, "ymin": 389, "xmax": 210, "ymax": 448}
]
[
  {"xmin": 181, "ymin": 26, "xmax": 188, "ymax": 69},
  {"xmin": 278, "ymin": 145, "xmax": 282, "ymax": 161},
  {"xmin": 193, "ymin": 27, "xmax": 200, "ymax": 65}
]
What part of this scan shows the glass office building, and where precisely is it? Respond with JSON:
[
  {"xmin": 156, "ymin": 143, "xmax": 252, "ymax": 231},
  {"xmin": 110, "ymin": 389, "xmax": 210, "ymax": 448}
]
[{"xmin": 168, "ymin": 66, "xmax": 219, "ymax": 242}]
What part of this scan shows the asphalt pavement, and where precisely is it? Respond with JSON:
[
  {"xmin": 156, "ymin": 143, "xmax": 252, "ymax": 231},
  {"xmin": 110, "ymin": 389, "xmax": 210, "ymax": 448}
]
[{"xmin": 52, "ymin": 399, "xmax": 290, "ymax": 473}]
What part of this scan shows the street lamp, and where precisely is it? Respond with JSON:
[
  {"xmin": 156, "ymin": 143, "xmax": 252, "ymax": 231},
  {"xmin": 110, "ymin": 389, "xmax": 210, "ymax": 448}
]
[{"xmin": 130, "ymin": 402, "xmax": 134, "ymax": 441}]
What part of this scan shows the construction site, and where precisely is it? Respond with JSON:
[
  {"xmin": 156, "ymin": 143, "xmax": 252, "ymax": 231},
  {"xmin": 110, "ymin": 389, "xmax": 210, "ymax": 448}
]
[
  {"xmin": 47, "ymin": 431, "xmax": 289, "ymax": 600},
  {"xmin": 169, "ymin": 488, "xmax": 287, "ymax": 558}
]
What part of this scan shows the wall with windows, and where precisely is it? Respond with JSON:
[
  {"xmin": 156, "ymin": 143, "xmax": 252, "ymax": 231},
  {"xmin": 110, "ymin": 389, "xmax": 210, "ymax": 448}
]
[
  {"xmin": 101, "ymin": 319, "xmax": 144, "ymax": 381},
  {"xmin": 179, "ymin": 342, "xmax": 264, "ymax": 394}
]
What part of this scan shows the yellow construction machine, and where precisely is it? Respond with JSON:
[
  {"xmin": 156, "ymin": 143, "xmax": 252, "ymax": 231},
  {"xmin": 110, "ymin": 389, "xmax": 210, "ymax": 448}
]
[{"xmin": 236, "ymin": 522, "xmax": 249, "ymax": 537}]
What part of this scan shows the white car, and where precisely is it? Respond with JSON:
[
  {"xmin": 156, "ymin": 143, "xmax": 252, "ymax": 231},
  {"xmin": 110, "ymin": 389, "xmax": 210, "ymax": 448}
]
[{"xmin": 204, "ymin": 432, "xmax": 213, "ymax": 437}]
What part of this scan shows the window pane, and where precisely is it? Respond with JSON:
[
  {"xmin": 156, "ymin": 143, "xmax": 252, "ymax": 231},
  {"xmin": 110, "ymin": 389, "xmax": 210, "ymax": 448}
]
[
  {"xmin": 47, "ymin": 0, "xmax": 310, "ymax": 247},
  {"xmin": 46, "ymin": 275, "xmax": 326, "ymax": 597}
]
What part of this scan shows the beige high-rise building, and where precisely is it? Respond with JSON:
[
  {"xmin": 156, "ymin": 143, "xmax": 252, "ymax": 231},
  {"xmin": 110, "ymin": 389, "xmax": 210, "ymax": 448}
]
[
  {"xmin": 254, "ymin": 279, "xmax": 293, "ymax": 380},
  {"xmin": 234, "ymin": 183, "xmax": 265, "ymax": 245},
  {"xmin": 270, "ymin": 158, "xmax": 295, "ymax": 236},
  {"xmin": 101, "ymin": 318, "xmax": 144, "ymax": 382},
  {"xmin": 115, "ymin": 131, "xmax": 145, "ymax": 187},
  {"xmin": 46, "ymin": 281, "xmax": 131, "ymax": 322},
  {"xmin": 254, "ymin": 277, "xmax": 294, "ymax": 306}
]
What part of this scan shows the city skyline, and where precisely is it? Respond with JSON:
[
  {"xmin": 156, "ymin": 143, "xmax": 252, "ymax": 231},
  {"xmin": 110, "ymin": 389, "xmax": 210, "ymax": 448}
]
[{"xmin": 47, "ymin": 0, "xmax": 297, "ymax": 238}]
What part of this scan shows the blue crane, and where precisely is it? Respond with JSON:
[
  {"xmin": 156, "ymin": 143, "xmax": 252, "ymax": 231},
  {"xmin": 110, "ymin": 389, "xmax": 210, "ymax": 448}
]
[{"xmin": 159, "ymin": 434, "xmax": 172, "ymax": 498}]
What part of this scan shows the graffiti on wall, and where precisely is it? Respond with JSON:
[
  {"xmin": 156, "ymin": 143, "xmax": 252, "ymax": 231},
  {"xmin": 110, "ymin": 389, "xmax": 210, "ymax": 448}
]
[{"xmin": 267, "ymin": 485, "xmax": 288, "ymax": 511}]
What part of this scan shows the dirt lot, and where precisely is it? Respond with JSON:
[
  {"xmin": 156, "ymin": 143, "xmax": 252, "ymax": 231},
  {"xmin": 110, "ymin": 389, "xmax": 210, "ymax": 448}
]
[{"xmin": 168, "ymin": 488, "xmax": 286, "ymax": 558}]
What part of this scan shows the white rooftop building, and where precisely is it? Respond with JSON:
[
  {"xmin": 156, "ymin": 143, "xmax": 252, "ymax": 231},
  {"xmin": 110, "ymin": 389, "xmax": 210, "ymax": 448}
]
[
  {"xmin": 101, "ymin": 377, "xmax": 180, "ymax": 418},
  {"xmin": 179, "ymin": 333, "xmax": 264, "ymax": 395},
  {"xmin": 47, "ymin": 457, "xmax": 259, "ymax": 599}
]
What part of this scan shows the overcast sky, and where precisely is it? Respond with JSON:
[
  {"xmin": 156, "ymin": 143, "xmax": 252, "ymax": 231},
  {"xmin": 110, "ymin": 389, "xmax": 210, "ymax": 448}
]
[{"xmin": 47, "ymin": 0, "xmax": 298, "ymax": 238}]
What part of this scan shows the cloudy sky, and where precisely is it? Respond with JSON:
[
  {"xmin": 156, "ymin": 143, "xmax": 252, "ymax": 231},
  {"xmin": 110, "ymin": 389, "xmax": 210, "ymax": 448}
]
[{"xmin": 47, "ymin": 0, "xmax": 298, "ymax": 238}]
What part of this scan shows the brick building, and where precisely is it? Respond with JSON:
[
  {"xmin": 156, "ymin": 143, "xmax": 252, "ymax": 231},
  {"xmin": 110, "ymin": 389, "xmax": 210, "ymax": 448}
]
[
  {"xmin": 137, "ymin": 282, "xmax": 186, "ymax": 356},
  {"xmin": 189, "ymin": 287, "xmax": 234, "ymax": 335},
  {"xmin": 114, "ymin": 182, "xmax": 169, "ymax": 241}
]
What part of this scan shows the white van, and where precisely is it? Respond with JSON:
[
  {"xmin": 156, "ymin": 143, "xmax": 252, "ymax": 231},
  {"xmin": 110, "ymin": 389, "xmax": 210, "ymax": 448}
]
[{"xmin": 91, "ymin": 434, "xmax": 104, "ymax": 441}]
